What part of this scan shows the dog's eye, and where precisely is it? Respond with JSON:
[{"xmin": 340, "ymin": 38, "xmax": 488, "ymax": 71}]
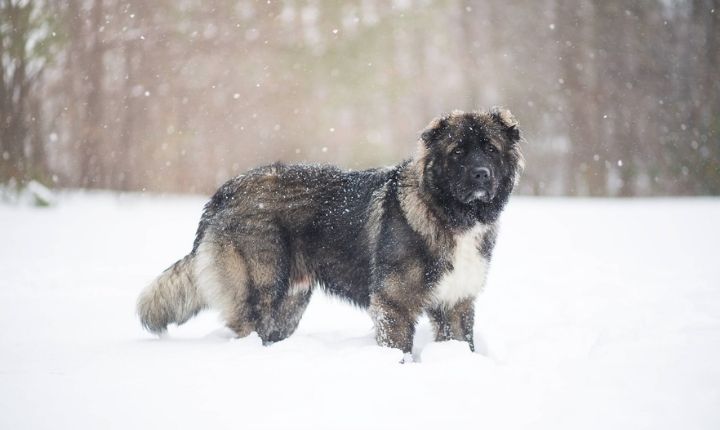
[
  {"xmin": 453, "ymin": 148, "xmax": 463, "ymax": 156},
  {"xmin": 487, "ymin": 145, "xmax": 497, "ymax": 154}
]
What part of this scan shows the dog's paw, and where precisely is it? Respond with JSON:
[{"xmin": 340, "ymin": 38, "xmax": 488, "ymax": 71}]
[
  {"xmin": 420, "ymin": 340, "xmax": 494, "ymax": 365},
  {"xmin": 400, "ymin": 352, "xmax": 416, "ymax": 364}
]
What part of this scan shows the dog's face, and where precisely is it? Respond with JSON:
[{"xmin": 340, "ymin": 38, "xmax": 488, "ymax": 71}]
[{"xmin": 419, "ymin": 109, "xmax": 524, "ymax": 206}]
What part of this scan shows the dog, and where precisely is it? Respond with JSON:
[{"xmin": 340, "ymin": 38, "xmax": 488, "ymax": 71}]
[{"xmin": 137, "ymin": 108, "xmax": 524, "ymax": 357}]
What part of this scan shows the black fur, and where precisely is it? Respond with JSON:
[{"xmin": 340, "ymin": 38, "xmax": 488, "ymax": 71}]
[{"xmin": 138, "ymin": 109, "xmax": 524, "ymax": 356}]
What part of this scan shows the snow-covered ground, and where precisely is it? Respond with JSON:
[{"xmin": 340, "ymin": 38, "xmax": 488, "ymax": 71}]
[{"xmin": 1, "ymin": 192, "xmax": 719, "ymax": 429}]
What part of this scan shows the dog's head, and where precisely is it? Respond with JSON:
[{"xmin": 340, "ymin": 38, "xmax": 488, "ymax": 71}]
[{"xmin": 418, "ymin": 108, "xmax": 524, "ymax": 208}]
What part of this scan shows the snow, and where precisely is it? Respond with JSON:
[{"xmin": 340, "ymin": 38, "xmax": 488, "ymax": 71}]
[{"xmin": 1, "ymin": 193, "xmax": 719, "ymax": 429}]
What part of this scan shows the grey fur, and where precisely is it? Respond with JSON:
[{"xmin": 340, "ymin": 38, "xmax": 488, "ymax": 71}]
[
  {"xmin": 136, "ymin": 109, "xmax": 524, "ymax": 354},
  {"xmin": 136, "ymin": 255, "xmax": 207, "ymax": 334}
]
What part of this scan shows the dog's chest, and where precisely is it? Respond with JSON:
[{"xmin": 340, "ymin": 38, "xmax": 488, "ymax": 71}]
[{"xmin": 431, "ymin": 224, "xmax": 489, "ymax": 307}]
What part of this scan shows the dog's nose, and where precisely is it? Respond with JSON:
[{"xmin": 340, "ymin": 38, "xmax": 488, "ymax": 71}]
[{"xmin": 471, "ymin": 167, "xmax": 491, "ymax": 182}]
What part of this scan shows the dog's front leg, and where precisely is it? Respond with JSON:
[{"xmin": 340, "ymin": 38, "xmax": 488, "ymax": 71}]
[
  {"xmin": 426, "ymin": 298, "xmax": 475, "ymax": 352},
  {"xmin": 369, "ymin": 290, "xmax": 422, "ymax": 355}
]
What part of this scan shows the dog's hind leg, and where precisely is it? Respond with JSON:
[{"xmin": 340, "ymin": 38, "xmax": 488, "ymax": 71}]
[
  {"xmin": 261, "ymin": 286, "xmax": 313, "ymax": 344},
  {"xmin": 255, "ymin": 250, "xmax": 315, "ymax": 344},
  {"xmin": 207, "ymin": 222, "xmax": 312, "ymax": 344},
  {"xmin": 195, "ymin": 235, "xmax": 256, "ymax": 338},
  {"xmin": 236, "ymin": 229, "xmax": 300, "ymax": 345}
]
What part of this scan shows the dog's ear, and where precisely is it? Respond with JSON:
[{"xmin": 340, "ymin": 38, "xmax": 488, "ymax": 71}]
[
  {"xmin": 490, "ymin": 107, "xmax": 520, "ymax": 141},
  {"xmin": 420, "ymin": 115, "xmax": 449, "ymax": 145}
]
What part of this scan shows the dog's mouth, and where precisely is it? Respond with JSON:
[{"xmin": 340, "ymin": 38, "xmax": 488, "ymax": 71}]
[{"xmin": 461, "ymin": 188, "xmax": 494, "ymax": 204}]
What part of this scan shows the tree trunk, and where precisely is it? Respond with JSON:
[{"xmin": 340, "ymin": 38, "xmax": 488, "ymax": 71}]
[{"xmin": 79, "ymin": 0, "xmax": 105, "ymax": 188}]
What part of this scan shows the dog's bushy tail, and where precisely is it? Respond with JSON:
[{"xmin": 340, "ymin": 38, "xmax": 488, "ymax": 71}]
[{"xmin": 136, "ymin": 254, "xmax": 206, "ymax": 334}]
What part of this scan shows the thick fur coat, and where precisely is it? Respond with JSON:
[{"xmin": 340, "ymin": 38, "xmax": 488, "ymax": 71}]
[{"xmin": 137, "ymin": 108, "xmax": 524, "ymax": 355}]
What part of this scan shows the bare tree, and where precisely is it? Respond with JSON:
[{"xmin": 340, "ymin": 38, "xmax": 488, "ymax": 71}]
[
  {"xmin": 1, "ymin": 0, "xmax": 58, "ymax": 184},
  {"xmin": 3, "ymin": 0, "xmax": 719, "ymax": 196}
]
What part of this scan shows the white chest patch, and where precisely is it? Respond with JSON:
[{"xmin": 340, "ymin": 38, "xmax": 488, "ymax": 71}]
[{"xmin": 432, "ymin": 223, "xmax": 490, "ymax": 307}]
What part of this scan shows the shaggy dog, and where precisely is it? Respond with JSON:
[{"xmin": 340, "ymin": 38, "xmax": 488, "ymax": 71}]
[{"xmin": 137, "ymin": 108, "xmax": 524, "ymax": 358}]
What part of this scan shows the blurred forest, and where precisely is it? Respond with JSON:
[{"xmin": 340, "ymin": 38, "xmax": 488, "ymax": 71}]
[{"xmin": 1, "ymin": 0, "xmax": 719, "ymax": 196}]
